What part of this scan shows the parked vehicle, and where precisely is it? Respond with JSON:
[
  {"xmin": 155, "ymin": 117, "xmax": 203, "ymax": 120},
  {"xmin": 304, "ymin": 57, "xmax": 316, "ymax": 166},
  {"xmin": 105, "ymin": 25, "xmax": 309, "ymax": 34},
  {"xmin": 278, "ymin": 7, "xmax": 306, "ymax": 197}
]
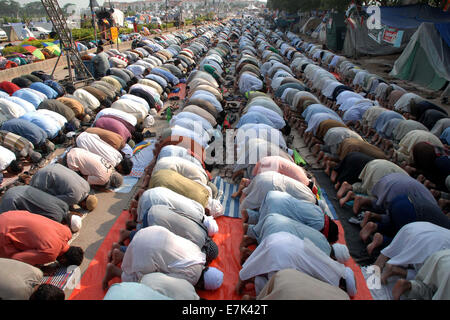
[
  {"xmin": 29, "ymin": 26, "xmax": 51, "ymax": 39},
  {"xmin": 0, "ymin": 28, "xmax": 8, "ymax": 42}
]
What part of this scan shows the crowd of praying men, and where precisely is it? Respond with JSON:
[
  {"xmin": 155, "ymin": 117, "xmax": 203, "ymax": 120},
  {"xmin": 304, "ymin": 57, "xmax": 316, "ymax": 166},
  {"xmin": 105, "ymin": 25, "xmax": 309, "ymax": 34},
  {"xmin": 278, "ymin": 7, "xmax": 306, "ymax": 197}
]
[
  {"xmin": 0, "ymin": 23, "xmax": 227, "ymax": 300},
  {"xmin": 1, "ymin": 14, "xmax": 450, "ymax": 300}
]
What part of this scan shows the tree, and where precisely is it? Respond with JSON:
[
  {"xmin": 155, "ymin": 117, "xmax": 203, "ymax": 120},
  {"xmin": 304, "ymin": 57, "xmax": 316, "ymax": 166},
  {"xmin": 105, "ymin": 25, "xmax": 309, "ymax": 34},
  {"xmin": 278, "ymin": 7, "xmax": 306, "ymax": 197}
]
[
  {"xmin": 0, "ymin": 0, "xmax": 21, "ymax": 18},
  {"xmin": 62, "ymin": 3, "xmax": 76, "ymax": 16}
]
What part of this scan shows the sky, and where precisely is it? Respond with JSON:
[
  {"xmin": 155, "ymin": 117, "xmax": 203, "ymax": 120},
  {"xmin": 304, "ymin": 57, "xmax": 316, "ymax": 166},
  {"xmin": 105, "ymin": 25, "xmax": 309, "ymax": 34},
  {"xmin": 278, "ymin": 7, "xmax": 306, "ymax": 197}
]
[{"xmin": 17, "ymin": 0, "xmax": 267, "ymax": 12}]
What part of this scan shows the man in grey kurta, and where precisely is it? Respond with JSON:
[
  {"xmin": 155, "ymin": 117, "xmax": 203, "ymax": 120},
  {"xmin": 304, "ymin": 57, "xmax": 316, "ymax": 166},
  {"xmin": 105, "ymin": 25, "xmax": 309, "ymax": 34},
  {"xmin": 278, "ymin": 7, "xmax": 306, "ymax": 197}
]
[
  {"xmin": 145, "ymin": 205, "xmax": 209, "ymax": 249},
  {"xmin": 247, "ymin": 213, "xmax": 332, "ymax": 255},
  {"xmin": 0, "ymin": 185, "xmax": 69, "ymax": 224},
  {"xmin": 29, "ymin": 163, "xmax": 90, "ymax": 207}
]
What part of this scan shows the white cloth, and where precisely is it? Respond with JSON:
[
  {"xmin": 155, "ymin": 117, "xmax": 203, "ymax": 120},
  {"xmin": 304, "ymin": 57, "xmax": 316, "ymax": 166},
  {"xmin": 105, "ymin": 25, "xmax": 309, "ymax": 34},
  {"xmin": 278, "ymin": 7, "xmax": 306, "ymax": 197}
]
[
  {"xmin": 120, "ymin": 94, "xmax": 150, "ymax": 111},
  {"xmin": 140, "ymin": 272, "xmax": 200, "ymax": 300},
  {"xmin": 381, "ymin": 222, "xmax": 450, "ymax": 267},
  {"xmin": 235, "ymin": 123, "xmax": 287, "ymax": 151},
  {"xmin": 239, "ymin": 232, "xmax": 346, "ymax": 289},
  {"xmin": 171, "ymin": 112, "xmax": 213, "ymax": 132},
  {"xmin": 76, "ymin": 132, "xmax": 123, "ymax": 167},
  {"xmin": 0, "ymin": 146, "xmax": 16, "ymax": 171},
  {"xmin": 0, "ymin": 99, "xmax": 26, "ymax": 119},
  {"xmin": 111, "ymin": 99, "xmax": 148, "ymax": 122},
  {"xmin": 240, "ymin": 171, "xmax": 316, "ymax": 211},
  {"xmin": 36, "ymin": 109, "xmax": 67, "ymax": 127},
  {"xmin": 239, "ymin": 72, "xmax": 263, "ymax": 94},
  {"xmin": 121, "ymin": 226, "xmax": 206, "ymax": 285},
  {"xmin": 95, "ymin": 108, "xmax": 138, "ymax": 127},
  {"xmin": 153, "ymin": 156, "xmax": 208, "ymax": 186},
  {"xmin": 137, "ymin": 187, "xmax": 205, "ymax": 224},
  {"xmin": 74, "ymin": 89, "xmax": 100, "ymax": 111}
]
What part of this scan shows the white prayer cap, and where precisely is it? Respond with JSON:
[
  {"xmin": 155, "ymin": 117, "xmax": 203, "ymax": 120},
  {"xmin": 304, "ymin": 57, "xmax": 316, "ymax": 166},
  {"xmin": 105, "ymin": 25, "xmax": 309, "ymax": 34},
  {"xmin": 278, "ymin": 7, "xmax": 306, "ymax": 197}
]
[
  {"xmin": 344, "ymin": 267, "xmax": 357, "ymax": 297},
  {"xmin": 207, "ymin": 198, "xmax": 224, "ymax": 218},
  {"xmin": 203, "ymin": 215, "xmax": 219, "ymax": 237},
  {"xmin": 203, "ymin": 267, "xmax": 223, "ymax": 291},
  {"xmin": 143, "ymin": 115, "xmax": 155, "ymax": 128},
  {"xmin": 149, "ymin": 108, "xmax": 158, "ymax": 116},
  {"xmin": 332, "ymin": 243, "xmax": 350, "ymax": 263},
  {"xmin": 70, "ymin": 215, "xmax": 82, "ymax": 233}
]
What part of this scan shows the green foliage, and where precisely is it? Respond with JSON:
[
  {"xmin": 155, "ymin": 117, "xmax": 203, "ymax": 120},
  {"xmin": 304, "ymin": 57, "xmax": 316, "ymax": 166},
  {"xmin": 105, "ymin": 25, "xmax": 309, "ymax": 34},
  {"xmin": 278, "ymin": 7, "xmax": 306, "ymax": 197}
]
[
  {"xmin": 119, "ymin": 27, "xmax": 133, "ymax": 34},
  {"xmin": 71, "ymin": 28, "xmax": 95, "ymax": 41},
  {"xmin": 2, "ymin": 45, "xmax": 27, "ymax": 55}
]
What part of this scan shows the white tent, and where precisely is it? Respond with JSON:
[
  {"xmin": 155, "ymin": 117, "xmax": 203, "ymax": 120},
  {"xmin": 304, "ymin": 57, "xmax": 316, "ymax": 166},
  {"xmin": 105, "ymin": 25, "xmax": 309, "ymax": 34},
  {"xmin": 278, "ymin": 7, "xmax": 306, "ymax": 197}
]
[{"xmin": 111, "ymin": 9, "xmax": 125, "ymax": 27}]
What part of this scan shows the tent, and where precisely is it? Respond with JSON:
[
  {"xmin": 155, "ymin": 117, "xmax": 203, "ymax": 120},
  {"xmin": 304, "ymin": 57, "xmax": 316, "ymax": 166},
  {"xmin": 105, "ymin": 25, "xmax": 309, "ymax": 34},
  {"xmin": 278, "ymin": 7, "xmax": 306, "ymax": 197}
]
[
  {"xmin": 343, "ymin": 4, "xmax": 450, "ymax": 58},
  {"xmin": 326, "ymin": 12, "xmax": 347, "ymax": 51},
  {"xmin": 390, "ymin": 22, "xmax": 450, "ymax": 97},
  {"xmin": 1, "ymin": 25, "xmax": 20, "ymax": 42},
  {"xmin": 343, "ymin": 14, "xmax": 415, "ymax": 58}
]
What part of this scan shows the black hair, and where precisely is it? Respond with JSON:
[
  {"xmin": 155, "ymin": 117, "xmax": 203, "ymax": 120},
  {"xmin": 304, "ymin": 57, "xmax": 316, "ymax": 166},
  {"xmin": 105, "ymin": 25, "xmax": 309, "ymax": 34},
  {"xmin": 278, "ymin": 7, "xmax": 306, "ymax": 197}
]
[
  {"xmin": 280, "ymin": 123, "xmax": 292, "ymax": 136},
  {"xmin": 132, "ymin": 131, "xmax": 144, "ymax": 144},
  {"xmin": 203, "ymin": 238, "xmax": 219, "ymax": 265},
  {"xmin": 61, "ymin": 246, "xmax": 84, "ymax": 267},
  {"xmin": 327, "ymin": 219, "xmax": 339, "ymax": 244},
  {"xmin": 7, "ymin": 160, "xmax": 23, "ymax": 174},
  {"xmin": 29, "ymin": 284, "xmax": 65, "ymax": 300},
  {"xmin": 118, "ymin": 158, "xmax": 133, "ymax": 175}
]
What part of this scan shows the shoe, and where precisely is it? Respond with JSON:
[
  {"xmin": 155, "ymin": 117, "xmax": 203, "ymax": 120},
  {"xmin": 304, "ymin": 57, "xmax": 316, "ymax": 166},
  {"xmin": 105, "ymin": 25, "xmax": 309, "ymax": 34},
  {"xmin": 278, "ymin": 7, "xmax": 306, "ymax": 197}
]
[
  {"xmin": 144, "ymin": 131, "xmax": 156, "ymax": 138},
  {"xmin": 348, "ymin": 213, "xmax": 365, "ymax": 225}
]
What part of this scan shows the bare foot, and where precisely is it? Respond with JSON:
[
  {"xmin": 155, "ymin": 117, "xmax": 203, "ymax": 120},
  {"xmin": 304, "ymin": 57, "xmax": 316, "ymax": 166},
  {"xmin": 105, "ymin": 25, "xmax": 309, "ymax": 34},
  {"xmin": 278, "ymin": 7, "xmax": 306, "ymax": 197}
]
[
  {"xmin": 102, "ymin": 263, "xmax": 121, "ymax": 291},
  {"xmin": 107, "ymin": 243, "xmax": 121, "ymax": 262},
  {"xmin": 337, "ymin": 181, "xmax": 352, "ymax": 199},
  {"xmin": 360, "ymin": 211, "xmax": 372, "ymax": 228},
  {"xmin": 367, "ymin": 233, "xmax": 383, "ymax": 256},
  {"xmin": 392, "ymin": 279, "xmax": 411, "ymax": 300},
  {"xmin": 353, "ymin": 195, "xmax": 366, "ymax": 215},
  {"xmin": 311, "ymin": 144, "xmax": 321, "ymax": 156},
  {"xmin": 334, "ymin": 182, "xmax": 341, "ymax": 190},
  {"xmin": 118, "ymin": 229, "xmax": 131, "ymax": 245},
  {"xmin": 111, "ymin": 248, "xmax": 125, "ymax": 265},
  {"xmin": 240, "ymin": 246, "xmax": 253, "ymax": 265},
  {"xmin": 240, "ymin": 235, "xmax": 257, "ymax": 248},
  {"xmin": 374, "ymin": 253, "xmax": 389, "ymax": 271},
  {"xmin": 330, "ymin": 170, "xmax": 338, "ymax": 183},
  {"xmin": 241, "ymin": 209, "xmax": 248, "ymax": 223},
  {"xmin": 339, "ymin": 191, "xmax": 354, "ymax": 207},
  {"xmin": 360, "ymin": 222, "xmax": 378, "ymax": 242},
  {"xmin": 126, "ymin": 220, "xmax": 137, "ymax": 231}
]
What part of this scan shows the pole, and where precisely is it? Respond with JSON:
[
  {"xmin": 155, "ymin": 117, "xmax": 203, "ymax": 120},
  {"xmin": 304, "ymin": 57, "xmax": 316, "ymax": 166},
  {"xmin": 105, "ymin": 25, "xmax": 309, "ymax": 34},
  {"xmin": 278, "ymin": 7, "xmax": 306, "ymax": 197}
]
[{"xmin": 90, "ymin": 0, "xmax": 98, "ymax": 44}]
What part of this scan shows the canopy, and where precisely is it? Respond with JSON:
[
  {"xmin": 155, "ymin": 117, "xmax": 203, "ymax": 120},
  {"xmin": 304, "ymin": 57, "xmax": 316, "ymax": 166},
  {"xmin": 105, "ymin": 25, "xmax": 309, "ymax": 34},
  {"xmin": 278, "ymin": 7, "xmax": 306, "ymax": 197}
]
[
  {"xmin": 372, "ymin": 4, "xmax": 450, "ymax": 29},
  {"xmin": 22, "ymin": 45, "xmax": 45, "ymax": 60},
  {"xmin": 390, "ymin": 22, "xmax": 450, "ymax": 97}
]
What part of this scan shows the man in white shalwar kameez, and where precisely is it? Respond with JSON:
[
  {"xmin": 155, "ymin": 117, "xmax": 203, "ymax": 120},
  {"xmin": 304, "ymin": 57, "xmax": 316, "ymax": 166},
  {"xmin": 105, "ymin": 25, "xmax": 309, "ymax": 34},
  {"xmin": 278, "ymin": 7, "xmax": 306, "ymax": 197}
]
[
  {"xmin": 102, "ymin": 226, "xmax": 223, "ymax": 291},
  {"xmin": 393, "ymin": 249, "xmax": 450, "ymax": 300},
  {"xmin": 240, "ymin": 171, "xmax": 317, "ymax": 211},
  {"xmin": 373, "ymin": 222, "xmax": 450, "ymax": 284},
  {"xmin": 236, "ymin": 232, "xmax": 357, "ymax": 297}
]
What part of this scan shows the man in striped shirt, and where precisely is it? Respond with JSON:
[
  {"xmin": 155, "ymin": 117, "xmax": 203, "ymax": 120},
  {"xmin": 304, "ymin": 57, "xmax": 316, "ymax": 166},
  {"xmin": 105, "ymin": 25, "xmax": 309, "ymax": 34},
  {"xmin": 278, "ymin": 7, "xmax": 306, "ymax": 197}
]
[{"xmin": 0, "ymin": 130, "xmax": 42, "ymax": 163}]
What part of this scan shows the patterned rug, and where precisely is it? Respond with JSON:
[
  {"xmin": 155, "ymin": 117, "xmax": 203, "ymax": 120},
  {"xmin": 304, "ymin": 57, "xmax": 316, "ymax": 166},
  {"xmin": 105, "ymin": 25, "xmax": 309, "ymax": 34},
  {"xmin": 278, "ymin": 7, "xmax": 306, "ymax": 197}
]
[{"xmin": 212, "ymin": 176, "xmax": 241, "ymax": 219}]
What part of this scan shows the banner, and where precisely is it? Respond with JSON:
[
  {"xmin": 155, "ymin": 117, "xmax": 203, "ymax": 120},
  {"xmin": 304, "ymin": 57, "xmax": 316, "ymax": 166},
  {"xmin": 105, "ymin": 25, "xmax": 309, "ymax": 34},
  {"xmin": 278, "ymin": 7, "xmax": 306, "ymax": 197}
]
[
  {"xmin": 110, "ymin": 27, "xmax": 118, "ymax": 41},
  {"xmin": 382, "ymin": 27, "xmax": 404, "ymax": 48}
]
